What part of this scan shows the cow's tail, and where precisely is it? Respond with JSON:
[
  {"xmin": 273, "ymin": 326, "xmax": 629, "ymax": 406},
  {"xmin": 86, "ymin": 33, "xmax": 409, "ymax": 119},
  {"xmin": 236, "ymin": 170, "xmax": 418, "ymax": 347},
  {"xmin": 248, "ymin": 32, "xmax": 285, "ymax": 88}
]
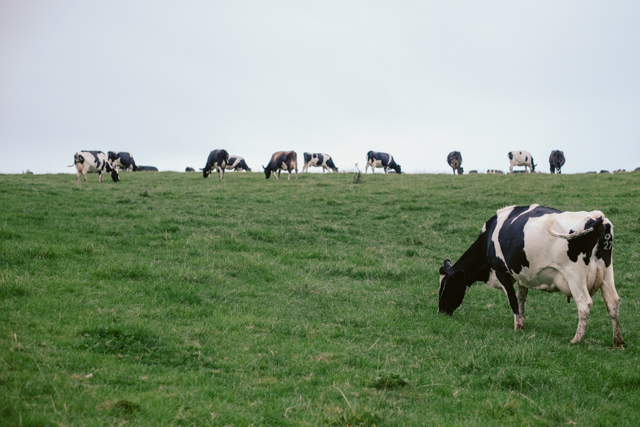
[{"xmin": 547, "ymin": 216, "xmax": 604, "ymax": 240}]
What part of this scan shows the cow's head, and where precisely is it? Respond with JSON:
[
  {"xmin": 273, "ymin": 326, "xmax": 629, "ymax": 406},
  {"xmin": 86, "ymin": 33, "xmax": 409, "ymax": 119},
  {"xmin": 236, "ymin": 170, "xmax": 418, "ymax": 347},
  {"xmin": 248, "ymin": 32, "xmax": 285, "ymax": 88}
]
[
  {"xmin": 201, "ymin": 168, "xmax": 210, "ymax": 178},
  {"xmin": 107, "ymin": 151, "xmax": 116, "ymax": 161},
  {"xmin": 531, "ymin": 158, "xmax": 536, "ymax": 172},
  {"xmin": 263, "ymin": 166, "xmax": 271, "ymax": 179},
  {"xmin": 393, "ymin": 164, "xmax": 402, "ymax": 174},
  {"xmin": 106, "ymin": 161, "xmax": 120, "ymax": 183},
  {"xmin": 438, "ymin": 259, "xmax": 467, "ymax": 315},
  {"xmin": 458, "ymin": 166, "xmax": 464, "ymax": 174}
]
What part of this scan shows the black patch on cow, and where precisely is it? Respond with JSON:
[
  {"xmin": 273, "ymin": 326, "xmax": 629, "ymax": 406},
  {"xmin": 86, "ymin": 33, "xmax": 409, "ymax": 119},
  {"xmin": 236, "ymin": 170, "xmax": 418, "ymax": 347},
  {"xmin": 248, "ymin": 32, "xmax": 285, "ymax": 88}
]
[
  {"xmin": 304, "ymin": 153, "xmax": 312, "ymax": 163},
  {"xmin": 566, "ymin": 217, "xmax": 608, "ymax": 266},
  {"xmin": 508, "ymin": 152, "xmax": 513, "ymax": 160},
  {"xmin": 228, "ymin": 157, "xmax": 237, "ymax": 165},
  {"xmin": 498, "ymin": 206, "xmax": 563, "ymax": 274},
  {"xmin": 316, "ymin": 154, "xmax": 324, "ymax": 165},
  {"xmin": 326, "ymin": 157, "xmax": 337, "ymax": 171}
]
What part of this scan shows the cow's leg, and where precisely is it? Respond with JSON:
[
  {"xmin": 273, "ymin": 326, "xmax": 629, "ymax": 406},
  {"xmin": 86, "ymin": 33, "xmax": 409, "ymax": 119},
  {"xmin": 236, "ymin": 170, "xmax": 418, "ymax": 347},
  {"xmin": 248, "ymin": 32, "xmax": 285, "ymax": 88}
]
[
  {"xmin": 566, "ymin": 274, "xmax": 593, "ymax": 344},
  {"xmin": 365, "ymin": 163, "xmax": 369, "ymax": 173},
  {"xmin": 303, "ymin": 164, "xmax": 308, "ymax": 173},
  {"xmin": 494, "ymin": 270, "xmax": 520, "ymax": 329},
  {"xmin": 600, "ymin": 267, "xmax": 624, "ymax": 348},
  {"xmin": 558, "ymin": 168, "xmax": 562, "ymax": 174},
  {"xmin": 509, "ymin": 164, "xmax": 514, "ymax": 174},
  {"xmin": 287, "ymin": 169, "xmax": 291, "ymax": 181},
  {"xmin": 516, "ymin": 285, "xmax": 528, "ymax": 329}
]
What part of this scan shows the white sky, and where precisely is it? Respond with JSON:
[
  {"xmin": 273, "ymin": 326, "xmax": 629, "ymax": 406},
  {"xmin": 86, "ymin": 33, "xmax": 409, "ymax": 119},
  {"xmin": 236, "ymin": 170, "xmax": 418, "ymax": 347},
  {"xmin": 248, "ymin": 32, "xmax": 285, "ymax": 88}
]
[{"xmin": 1, "ymin": 1, "xmax": 639, "ymax": 174}]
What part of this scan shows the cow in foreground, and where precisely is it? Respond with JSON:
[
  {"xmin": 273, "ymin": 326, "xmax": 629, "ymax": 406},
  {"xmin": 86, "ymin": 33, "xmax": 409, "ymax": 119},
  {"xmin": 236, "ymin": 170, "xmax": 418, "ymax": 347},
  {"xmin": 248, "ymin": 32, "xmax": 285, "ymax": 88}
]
[
  {"xmin": 438, "ymin": 204, "xmax": 623, "ymax": 348},
  {"xmin": 201, "ymin": 150, "xmax": 229, "ymax": 179},
  {"xmin": 549, "ymin": 150, "xmax": 566, "ymax": 174},
  {"xmin": 508, "ymin": 151, "xmax": 536, "ymax": 173},
  {"xmin": 226, "ymin": 156, "xmax": 251, "ymax": 172},
  {"xmin": 107, "ymin": 151, "xmax": 138, "ymax": 171},
  {"xmin": 365, "ymin": 151, "xmax": 402, "ymax": 174},
  {"xmin": 302, "ymin": 153, "xmax": 338, "ymax": 173},
  {"xmin": 69, "ymin": 151, "xmax": 119, "ymax": 183},
  {"xmin": 263, "ymin": 151, "xmax": 298, "ymax": 180},
  {"xmin": 447, "ymin": 151, "xmax": 463, "ymax": 175}
]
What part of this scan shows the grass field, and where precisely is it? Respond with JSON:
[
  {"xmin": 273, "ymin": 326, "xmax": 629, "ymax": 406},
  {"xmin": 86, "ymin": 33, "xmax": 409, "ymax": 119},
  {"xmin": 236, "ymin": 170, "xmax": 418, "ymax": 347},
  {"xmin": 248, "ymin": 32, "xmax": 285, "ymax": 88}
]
[{"xmin": 1, "ymin": 171, "xmax": 639, "ymax": 426}]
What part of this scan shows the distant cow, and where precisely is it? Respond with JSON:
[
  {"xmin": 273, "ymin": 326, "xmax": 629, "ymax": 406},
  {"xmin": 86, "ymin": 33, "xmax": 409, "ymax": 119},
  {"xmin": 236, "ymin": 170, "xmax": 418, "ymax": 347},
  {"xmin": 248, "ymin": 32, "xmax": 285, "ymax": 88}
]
[
  {"xmin": 185, "ymin": 167, "xmax": 195, "ymax": 172},
  {"xmin": 549, "ymin": 150, "xmax": 565, "ymax": 174},
  {"xmin": 226, "ymin": 156, "xmax": 251, "ymax": 172},
  {"xmin": 107, "ymin": 151, "xmax": 138, "ymax": 171},
  {"xmin": 69, "ymin": 151, "xmax": 119, "ymax": 183},
  {"xmin": 263, "ymin": 151, "xmax": 298, "ymax": 180},
  {"xmin": 486, "ymin": 169, "xmax": 504, "ymax": 174},
  {"xmin": 447, "ymin": 151, "xmax": 463, "ymax": 175},
  {"xmin": 136, "ymin": 166, "xmax": 158, "ymax": 171},
  {"xmin": 201, "ymin": 150, "xmax": 229, "ymax": 179},
  {"xmin": 365, "ymin": 151, "xmax": 402, "ymax": 174},
  {"xmin": 438, "ymin": 204, "xmax": 623, "ymax": 347},
  {"xmin": 303, "ymin": 153, "xmax": 338, "ymax": 173},
  {"xmin": 508, "ymin": 151, "xmax": 536, "ymax": 173}
]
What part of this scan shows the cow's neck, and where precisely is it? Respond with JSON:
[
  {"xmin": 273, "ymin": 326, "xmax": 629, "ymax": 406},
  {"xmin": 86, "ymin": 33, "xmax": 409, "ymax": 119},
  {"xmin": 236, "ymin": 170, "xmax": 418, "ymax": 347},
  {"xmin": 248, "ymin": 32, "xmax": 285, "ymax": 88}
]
[{"xmin": 452, "ymin": 237, "xmax": 491, "ymax": 286}]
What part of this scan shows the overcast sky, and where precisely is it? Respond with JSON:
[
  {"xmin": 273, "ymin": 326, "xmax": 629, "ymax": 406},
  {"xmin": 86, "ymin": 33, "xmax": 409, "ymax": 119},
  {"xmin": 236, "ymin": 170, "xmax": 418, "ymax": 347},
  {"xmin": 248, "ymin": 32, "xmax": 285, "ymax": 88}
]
[{"xmin": 1, "ymin": 1, "xmax": 639, "ymax": 174}]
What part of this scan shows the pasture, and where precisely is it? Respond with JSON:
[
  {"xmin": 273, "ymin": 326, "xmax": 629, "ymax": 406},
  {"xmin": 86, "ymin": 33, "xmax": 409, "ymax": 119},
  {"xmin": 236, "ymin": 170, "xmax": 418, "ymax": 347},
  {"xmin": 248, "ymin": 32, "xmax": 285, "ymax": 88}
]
[{"xmin": 1, "ymin": 171, "xmax": 639, "ymax": 426}]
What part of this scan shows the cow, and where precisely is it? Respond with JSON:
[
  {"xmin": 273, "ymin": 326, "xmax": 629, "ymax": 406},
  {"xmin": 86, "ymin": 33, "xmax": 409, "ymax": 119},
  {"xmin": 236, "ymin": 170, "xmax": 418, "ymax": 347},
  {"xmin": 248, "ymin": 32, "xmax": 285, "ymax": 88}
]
[
  {"xmin": 107, "ymin": 151, "xmax": 138, "ymax": 171},
  {"xmin": 201, "ymin": 150, "xmax": 229, "ymax": 179},
  {"xmin": 263, "ymin": 151, "xmax": 298, "ymax": 180},
  {"xmin": 549, "ymin": 150, "xmax": 565, "ymax": 174},
  {"xmin": 185, "ymin": 167, "xmax": 195, "ymax": 172},
  {"xmin": 508, "ymin": 151, "xmax": 536, "ymax": 173},
  {"xmin": 137, "ymin": 166, "xmax": 158, "ymax": 171},
  {"xmin": 437, "ymin": 204, "xmax": 623, "ymax": 348},
  {"xmin": 486, "ymin": 169, "xmax": 504, "ymax": 174},
  {"xmin": 69, "ymin": 151, "xmax": 119, "ymax": 183},
  {"xmin": 365, "ymin": 151, "xmax": 402, "ymax": 174},
  {"xmin": 226, "ymin": 156, "xmax": 251, "ymax": 172},
  {"xmin": 302, "ymin": 153, "xmax": 338, "ymax": 173},
  {"xmin": 468, "ymin": 170, "xmax": 478, "ymax": 174},
  {"xmin": 446, "ymin": 151, "xmax": 463, "ymax": 175}
]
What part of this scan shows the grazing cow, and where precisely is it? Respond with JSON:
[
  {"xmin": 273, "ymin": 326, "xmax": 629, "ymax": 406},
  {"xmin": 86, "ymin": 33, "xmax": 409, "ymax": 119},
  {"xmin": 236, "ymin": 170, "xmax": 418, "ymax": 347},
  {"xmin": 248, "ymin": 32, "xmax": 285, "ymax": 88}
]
[
  {"xmin": 185, "ymin": 167, "xmax": 195, "ymax": 172},
  {"xmin": 614, "ymin": 169, "xmax": 626, "ymax": 173},
  {"xmin": 508, "ymin": 151, "xmax": 536, "ymax": 173},
  {"xmin": 486, "ymin": 169, "xmax": 504, "ymax": 174},
  {"xmin": 137, "ymin": 166, "xmax": 158, "ymax": 171},
  {"xmin": 69, "ymin": 151, "xmax": 119, "ymax": 183},
  {"xmin": 549, "ymin": 150, "xmax": 565, "ymax": 174},
  {"xmin": 226, "ymin": 156, "xmax": 252, "ymax": 172},
  {"xmin": 107, "ymin": 151, "xmax": 138, "ymax": 171},
  {"xmin": 263, "ymin": 151, "xmax": 298, "ymax": 180},
  {"xmin": 365, "ymin": 151, "xmax": 402, "ymax": 174},
  {"xmin": 469, "ymin": 170, "xmax": 478, "ymax": 174},
  {"xmin": 600, "ymin": 170, "xmax": 610, "ymax": 174},
  {"xmin": 201, "ymin": 150, "xmax": 229, "ymax": 179},
  {"xmin": 446, "ymin": 151, "xmax": 463, "ymax": 175},
  {"xmin": 438, "ymin": 204, "xmax": 623, "ymax": 347},
  {"xmin": 302, "ymin": 153, "xmax": 338, "ymax": 173}
]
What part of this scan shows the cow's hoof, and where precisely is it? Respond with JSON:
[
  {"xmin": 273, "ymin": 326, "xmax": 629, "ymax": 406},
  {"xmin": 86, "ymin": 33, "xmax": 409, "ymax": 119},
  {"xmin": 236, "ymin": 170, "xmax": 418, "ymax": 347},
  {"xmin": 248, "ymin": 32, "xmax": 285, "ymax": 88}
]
[
  {"xmin": 614, "ymin": 339, "xmax": 625, "ymax": 349},
  {"xmin": 570, "ymin": 338, "xmax": 581, "ymax": 344}
]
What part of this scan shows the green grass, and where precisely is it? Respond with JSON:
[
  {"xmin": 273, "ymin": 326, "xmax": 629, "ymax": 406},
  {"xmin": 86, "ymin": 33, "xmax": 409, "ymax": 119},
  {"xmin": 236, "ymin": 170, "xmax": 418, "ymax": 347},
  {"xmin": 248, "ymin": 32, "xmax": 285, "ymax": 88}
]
[{"xmin": 1, "ymin": 171, "xmax": 639, "ymax": 426}]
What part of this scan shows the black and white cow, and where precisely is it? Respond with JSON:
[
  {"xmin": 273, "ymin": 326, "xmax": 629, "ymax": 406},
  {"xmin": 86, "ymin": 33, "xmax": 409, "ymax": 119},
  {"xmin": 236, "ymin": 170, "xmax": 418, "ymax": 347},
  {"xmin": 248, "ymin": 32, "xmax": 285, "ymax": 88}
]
[
  {"xmin": 185, "ymin": 167, "xmax": 195, "ymax": 172},
  {"xmin": 549, "ymin": 150, "xmax": 565, "ymax": 174},
  {"xmin": 201, "ymin": 150, "xmax": 229, "ymax": 179},
  {"xmin": 226, "ymin": 156, "xmax": 251, "ymax": 172},
  {"xmin": 508, "ymin": 151, "xmax": 536, "ymax": 173},
  {"xmin": 486, "ymin": 169, "xmax": 504, "ymax": 174},
  {"xmin": 69, "ymin": 151, "xmax": 119, "ymax": 183},
  {"xmin": 438, "ymin": 204, "xmax": 623, "ymax": 347},
  {"xmin": 302, "ymin": 153, "xmax": 338, "ymax": 173},
  {"xmin": 365, "ymin": 151, "xmax": 402, "ymax": 174},
  {"xmin": 447, "ymin": 151, "xmax": 463, "ymax": 175},
  {"xmin": 107, "ymin": 151, "xmax": 138, "ymax": 171},
  {"xmin": 263, "ymin": 151, "xmax": 298, "ymax": 180},
  {"xmin": 137, "ymin": 166, "xmax": 158, "ymax": 171}
]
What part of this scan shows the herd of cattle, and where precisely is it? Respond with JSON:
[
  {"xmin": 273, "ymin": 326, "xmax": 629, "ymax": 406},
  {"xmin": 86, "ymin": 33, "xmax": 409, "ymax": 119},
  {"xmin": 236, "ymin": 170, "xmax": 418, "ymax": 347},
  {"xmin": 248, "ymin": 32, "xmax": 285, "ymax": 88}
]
[
  {"xmin": 66, "ymin": 149, "xmax": 629, "ymax": 348},
  {"xmin": 70, "ymin": 148, "xmax": 585, "ymax": 183}
]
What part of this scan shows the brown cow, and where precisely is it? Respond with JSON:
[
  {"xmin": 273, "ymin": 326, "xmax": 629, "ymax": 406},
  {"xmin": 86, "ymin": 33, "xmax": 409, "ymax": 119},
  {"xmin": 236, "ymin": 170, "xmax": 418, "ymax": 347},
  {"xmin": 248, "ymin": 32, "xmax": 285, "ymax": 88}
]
[
  {"xmin": 263, "ymin": 151, "xmax": 298, "ymax": 180},
  {"xmin": 447, "ymin": 151, "xmax": 463, "ymax": 175}
]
